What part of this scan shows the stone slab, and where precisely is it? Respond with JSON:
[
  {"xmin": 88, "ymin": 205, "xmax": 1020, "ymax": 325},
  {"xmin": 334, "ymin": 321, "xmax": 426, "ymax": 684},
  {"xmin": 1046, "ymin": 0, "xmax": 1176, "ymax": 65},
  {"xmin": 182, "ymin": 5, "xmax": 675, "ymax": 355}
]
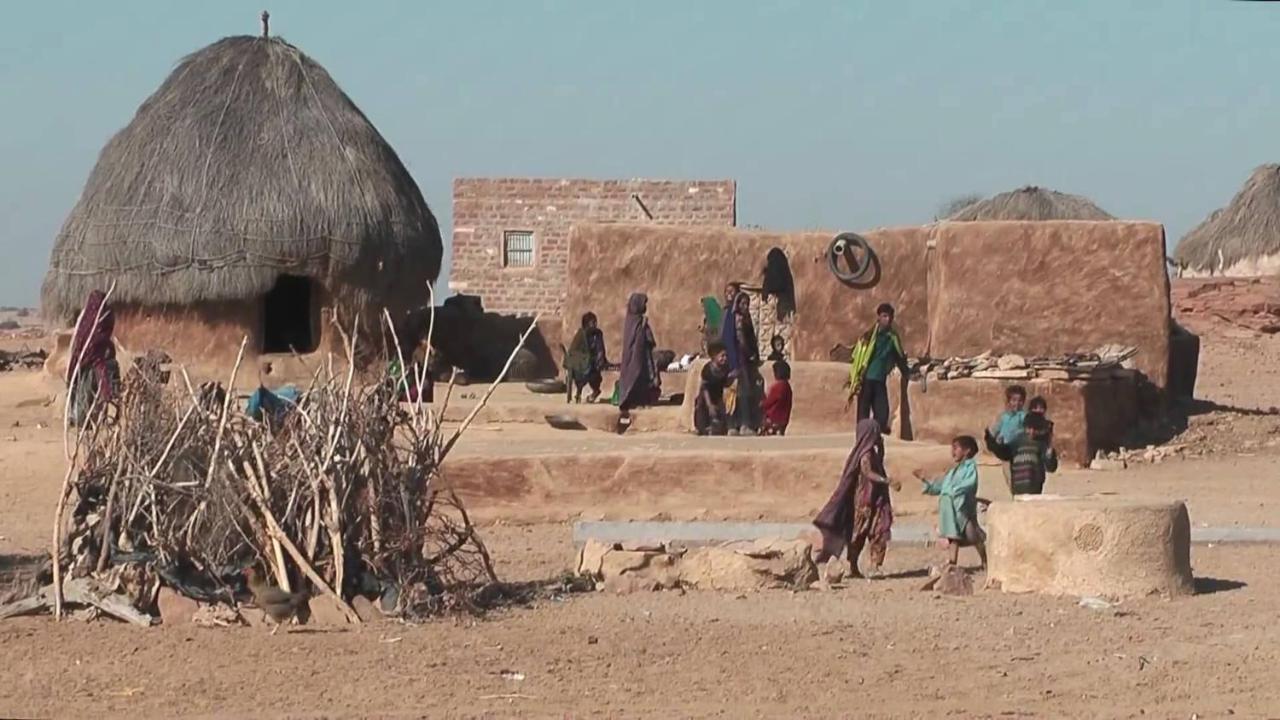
[{"xmin": 572, "ymin": 519, "xmax": 1280, "ymax": 547}]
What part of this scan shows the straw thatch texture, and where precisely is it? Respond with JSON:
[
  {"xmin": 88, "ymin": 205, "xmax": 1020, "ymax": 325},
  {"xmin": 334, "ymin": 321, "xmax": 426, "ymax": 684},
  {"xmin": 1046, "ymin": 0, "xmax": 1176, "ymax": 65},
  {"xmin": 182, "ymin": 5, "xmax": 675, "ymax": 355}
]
[
  {"xmin": 1174, "ymin": 165, "xmax": 1280, "ymax": 273},
  {"xmin": 42, "ymin": 35, "xmax": 441, "ymax": 321},
  {"xmin": 947, "ymin": 186, "xmax": 1114, "ymax": 222}
]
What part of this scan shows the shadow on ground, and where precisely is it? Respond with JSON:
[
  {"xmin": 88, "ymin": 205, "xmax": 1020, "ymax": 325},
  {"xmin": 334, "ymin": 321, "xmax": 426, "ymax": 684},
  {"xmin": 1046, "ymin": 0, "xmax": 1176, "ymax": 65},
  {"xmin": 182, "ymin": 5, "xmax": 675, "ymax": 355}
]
[{"xmin": 1194, "ymin": 577, "xmax": 1247, "ymax": 595}]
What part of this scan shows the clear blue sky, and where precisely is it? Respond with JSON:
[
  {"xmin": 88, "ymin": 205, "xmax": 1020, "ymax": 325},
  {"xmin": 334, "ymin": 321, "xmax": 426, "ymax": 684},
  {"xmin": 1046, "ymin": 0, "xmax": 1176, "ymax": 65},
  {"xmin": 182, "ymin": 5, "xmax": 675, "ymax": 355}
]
[{"xmin": 3, "ymin": 0, "xmax": 1279, "ymax": 306}]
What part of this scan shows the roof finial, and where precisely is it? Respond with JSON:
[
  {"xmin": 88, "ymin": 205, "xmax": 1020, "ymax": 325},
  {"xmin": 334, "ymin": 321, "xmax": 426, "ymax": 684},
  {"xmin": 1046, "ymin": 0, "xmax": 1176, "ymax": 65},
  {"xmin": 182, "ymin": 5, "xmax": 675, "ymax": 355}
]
[{"xmin": 260, "ymin": 10, "xmax": 270, "ymax": 38}]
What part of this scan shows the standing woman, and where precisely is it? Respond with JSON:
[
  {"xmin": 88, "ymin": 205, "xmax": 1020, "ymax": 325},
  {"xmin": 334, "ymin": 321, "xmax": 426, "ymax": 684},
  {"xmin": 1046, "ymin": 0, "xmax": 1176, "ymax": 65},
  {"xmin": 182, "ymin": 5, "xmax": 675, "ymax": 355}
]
[
  {"xmin": 729, "ymin": 292, "xmax": 762, "ymax": 435},
  {"xmin": 616, "ymin": 293, "xmax": 660, "ymax": 430},
  {"xmin": 812, "ymin": 418, "xmax": 899, "ymax": 578},
  {"xmin": 66, "ymin": 289, "xmax": 119, "ymax": 427}
]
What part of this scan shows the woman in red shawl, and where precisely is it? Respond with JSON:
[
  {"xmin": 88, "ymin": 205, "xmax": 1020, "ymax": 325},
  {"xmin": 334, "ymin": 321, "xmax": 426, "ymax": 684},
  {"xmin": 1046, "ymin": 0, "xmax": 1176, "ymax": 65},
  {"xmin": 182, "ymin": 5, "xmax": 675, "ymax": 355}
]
[
  {"xmin": 67, "ymin": 290, "xmax": 119, "ymax": 426},
  {"xmin": 616, "ymin": 293, "xmax": 659, "ymax": 430},
  {"xmin": 812, "ymin": 418, "xmax": 899, "ymax": 578}
]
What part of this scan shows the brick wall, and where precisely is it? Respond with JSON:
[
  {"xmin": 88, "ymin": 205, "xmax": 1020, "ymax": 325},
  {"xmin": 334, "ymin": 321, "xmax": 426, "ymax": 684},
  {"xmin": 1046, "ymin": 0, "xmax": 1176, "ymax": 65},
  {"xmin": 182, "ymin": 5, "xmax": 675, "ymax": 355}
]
[{"xmin": 449, "ymin": 178, "xmax": 736, "ymax": 315}]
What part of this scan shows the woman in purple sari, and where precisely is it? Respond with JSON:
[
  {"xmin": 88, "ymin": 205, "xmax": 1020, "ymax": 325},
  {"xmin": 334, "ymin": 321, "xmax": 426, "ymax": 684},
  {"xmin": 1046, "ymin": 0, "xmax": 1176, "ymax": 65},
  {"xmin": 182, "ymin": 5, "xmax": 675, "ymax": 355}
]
[
  {"xmin": 66, "ymin": 289, "xmax": 119, "ymax": 426},
  {"xmin": 813, "ymin": 418, "xmax": 898, "ymax": 578}
]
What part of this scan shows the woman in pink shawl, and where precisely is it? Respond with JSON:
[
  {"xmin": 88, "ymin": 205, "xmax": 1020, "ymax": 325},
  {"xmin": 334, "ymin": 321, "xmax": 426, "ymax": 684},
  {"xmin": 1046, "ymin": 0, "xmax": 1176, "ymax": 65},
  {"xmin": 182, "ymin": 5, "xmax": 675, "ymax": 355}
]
[
  {"xmin": 67, "ymin": 290, "xmax": 119, "ymax": 426},
  {"xmin": 616, "ymin": 293, "xmax": 660, "ymax": 429},
  {"xmin": 813, "ymin": 418, "xmax": 899, "ymax": 578}
]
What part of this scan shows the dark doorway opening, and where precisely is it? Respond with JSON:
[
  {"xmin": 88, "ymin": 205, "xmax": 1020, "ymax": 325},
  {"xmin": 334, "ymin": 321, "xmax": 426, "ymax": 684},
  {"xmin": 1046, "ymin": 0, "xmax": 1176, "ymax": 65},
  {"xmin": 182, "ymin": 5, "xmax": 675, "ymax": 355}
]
[{"xmin": 262, "ymin": 275, "xmax": 318, "ymax": 354}]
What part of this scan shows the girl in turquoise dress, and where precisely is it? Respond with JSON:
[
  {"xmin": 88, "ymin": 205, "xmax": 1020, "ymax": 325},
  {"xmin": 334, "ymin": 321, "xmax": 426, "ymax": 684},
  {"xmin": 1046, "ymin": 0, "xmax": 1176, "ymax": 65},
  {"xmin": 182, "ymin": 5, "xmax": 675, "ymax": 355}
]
[{"xmin": 916, "ymin": 435, "xmax": 987, "ymax": 569}]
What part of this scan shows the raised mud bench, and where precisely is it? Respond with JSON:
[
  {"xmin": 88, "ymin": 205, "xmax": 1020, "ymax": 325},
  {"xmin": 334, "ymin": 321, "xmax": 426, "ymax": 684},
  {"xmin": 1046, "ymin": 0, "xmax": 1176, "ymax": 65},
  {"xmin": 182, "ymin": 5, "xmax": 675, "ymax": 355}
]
[
  {"xmin": 678, "ymin": 360, "xmax": 1138, "ymax": 464},
  {"xmin": 987, "ymin": 496, "xmax": 1194, "ymax": 599}
]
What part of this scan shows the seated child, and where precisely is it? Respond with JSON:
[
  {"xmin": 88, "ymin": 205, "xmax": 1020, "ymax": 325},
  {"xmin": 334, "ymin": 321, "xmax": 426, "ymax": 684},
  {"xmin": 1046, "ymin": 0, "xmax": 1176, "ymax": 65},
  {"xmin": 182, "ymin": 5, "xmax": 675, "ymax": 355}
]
[
  {"xmin": 1028, "ymin": 395, "xmax": 1055, "ymax": 445},
  {"xmin": 985, "ymin": 412, "xmax": 1058, "ymax": 495},
  {"xmin": 990, "ymin": 385, "xmax": 1028, "ymax": 444},
  {"xmin": 761, "ymin": 360, "xmax": 793, "ymax": 436},
  {"xmin": 915, "ymin": 435, "xmax": 987, "ymax": 569},
  {"xmin": 694, "ymin": 341, "xmax": 732, "ymax": 436},
  {"xmin": 766, "ymin": 334, "xmax": 787, "ymax": 363}
]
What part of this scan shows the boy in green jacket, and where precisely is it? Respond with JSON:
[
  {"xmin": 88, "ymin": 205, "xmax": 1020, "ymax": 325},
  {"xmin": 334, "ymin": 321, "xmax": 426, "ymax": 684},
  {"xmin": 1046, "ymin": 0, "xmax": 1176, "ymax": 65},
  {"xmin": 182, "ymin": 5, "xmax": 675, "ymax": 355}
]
[{"xmin": 846, "ymin": 303, "xmax": 910, "ymax": 434}]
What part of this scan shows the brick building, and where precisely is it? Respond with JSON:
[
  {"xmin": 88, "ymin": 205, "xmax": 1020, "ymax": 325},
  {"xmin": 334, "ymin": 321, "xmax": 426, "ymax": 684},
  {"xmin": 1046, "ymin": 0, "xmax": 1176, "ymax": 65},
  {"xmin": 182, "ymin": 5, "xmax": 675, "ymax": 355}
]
[{"xmin": 449, "ymin": 178, "xmax": 736, "ymax": 315}]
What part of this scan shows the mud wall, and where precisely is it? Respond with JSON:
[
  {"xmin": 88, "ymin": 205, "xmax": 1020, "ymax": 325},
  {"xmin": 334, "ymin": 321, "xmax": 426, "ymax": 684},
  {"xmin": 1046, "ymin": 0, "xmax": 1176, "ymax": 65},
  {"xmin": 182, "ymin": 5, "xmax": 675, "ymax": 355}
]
[
  {"xmin": 107, "ymin": 299, "xmax": 348, "ymax": 378},
  {"xmin": 928, "ymin": 221, "xmax": 1170, "ymax": 388},
  {"xmin": 564, "ymin": 220, "xmax": 1171, "ymax": 388},
  {"xmin": 113, "ymin": 302, "xmax": 263, "ymax": 368},
  {"xmin": 563, "ymin": 224, "xmax": 932, "ymax": 362}
]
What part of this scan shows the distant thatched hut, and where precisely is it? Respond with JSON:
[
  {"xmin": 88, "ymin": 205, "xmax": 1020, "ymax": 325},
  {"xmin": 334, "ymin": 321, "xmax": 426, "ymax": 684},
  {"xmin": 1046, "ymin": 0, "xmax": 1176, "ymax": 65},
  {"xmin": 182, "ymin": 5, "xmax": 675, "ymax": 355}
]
[
  {"xmin": 1174, "ymin": 165, "xmax": 1280, "ymax": 277},
  {"xmin": 947, "ymin": 186, "xmax": 1114, "ymax": 222},
  {"xmin": 41, "ymin": 31, "xmax": 441, "ymax": 367}
]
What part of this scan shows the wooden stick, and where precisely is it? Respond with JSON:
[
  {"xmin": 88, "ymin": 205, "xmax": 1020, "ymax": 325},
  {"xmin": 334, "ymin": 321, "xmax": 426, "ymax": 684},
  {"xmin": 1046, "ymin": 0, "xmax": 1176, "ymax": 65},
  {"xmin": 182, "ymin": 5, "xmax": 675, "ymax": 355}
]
[
  {"xmin": 382, "ymin": 308, "xmax": 416, "ymax": 421},
  {"xmin": 0, "ymin": 578, "xmax": 154, "ymax": 626},
  {"xmin": 243, "ymin": 454, "xmax": 290, "ymax": 593},
  {"xmin": 51, "ymin": 390, "xmax": 102, "ymax": 620},
  {"xmin": 439, "ymin": 316, "xmax": 539, "ymax": 462},
  {"xmin": 416, "ymin": 283, "xmax": 438, "ymax": 417},
  {"xmin": 242, "ymin": 463, "xmax": 361, "ymax": 625},
  {"xmin": 205, "ymin": 338, "xmax": 248, "ymax": 490},
  {"xmin": 95, "ymin": 452, "xmax": 126, "ymax": 573}
]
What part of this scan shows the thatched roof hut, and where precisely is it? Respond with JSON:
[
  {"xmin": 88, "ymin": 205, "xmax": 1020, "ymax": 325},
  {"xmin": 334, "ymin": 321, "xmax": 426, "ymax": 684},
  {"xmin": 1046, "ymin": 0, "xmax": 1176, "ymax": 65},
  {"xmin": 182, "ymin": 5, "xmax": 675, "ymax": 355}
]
[
  {"xmin": 41, "ymin": 31, "xmax": 441, "ymax": 363},
  {"xmin": 1174, "ymin": 164, "xmax": 1280, "ymax": 276},
  {"xmin": 946, "ymin": 186, "xmax": 1114, "ymax": 222}
]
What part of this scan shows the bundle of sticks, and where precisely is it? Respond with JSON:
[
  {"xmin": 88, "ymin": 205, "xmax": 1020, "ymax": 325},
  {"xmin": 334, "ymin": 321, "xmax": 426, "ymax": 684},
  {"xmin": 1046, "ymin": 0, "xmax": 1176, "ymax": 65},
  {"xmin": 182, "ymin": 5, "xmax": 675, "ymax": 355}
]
[{"xmin": 28, "ymin": 305, "xmax": 538, "ymax": 625}]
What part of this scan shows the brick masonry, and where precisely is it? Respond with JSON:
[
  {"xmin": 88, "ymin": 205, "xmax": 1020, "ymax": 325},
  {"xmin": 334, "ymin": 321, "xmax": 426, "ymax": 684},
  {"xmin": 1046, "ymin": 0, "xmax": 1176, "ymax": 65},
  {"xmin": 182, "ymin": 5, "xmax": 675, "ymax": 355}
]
[{"xmin": 449, "ymin": 178, "xmax": 736, "ymax": 315}]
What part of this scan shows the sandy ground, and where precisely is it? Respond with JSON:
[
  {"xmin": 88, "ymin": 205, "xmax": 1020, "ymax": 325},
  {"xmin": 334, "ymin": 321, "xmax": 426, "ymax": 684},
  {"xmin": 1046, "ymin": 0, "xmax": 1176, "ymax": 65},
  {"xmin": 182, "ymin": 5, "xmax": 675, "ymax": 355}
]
[
  {"xmin": 1, "ymin": 311, "xmax": 1280, "ymax": 717},
  {"xmin": 1, "ymin": 530, "xmax": 1277, "ymax": 718}
]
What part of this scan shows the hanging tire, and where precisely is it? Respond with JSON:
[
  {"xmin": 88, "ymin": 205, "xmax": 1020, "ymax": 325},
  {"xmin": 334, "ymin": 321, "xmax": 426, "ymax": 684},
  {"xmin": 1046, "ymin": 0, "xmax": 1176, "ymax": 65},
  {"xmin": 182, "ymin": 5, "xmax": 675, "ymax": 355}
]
[{"xmin": 827, "ymin": 232, "xmax": 874, "ymax": 284}]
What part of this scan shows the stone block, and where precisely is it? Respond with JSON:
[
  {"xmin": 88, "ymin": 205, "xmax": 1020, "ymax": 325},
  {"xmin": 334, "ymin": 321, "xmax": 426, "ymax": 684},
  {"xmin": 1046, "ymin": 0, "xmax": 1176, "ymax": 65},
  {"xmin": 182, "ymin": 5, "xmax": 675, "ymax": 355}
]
[
  {"xmin": 987, "ymin": 496, "xmax": 1194, "ymax": 599},
  {"xmin": 157, "ymin": 587, "xmax": 199, "ymax": 626},
  {"xmin": 679, "ymin": 538, "xmax": 818, "ymax": 591}
]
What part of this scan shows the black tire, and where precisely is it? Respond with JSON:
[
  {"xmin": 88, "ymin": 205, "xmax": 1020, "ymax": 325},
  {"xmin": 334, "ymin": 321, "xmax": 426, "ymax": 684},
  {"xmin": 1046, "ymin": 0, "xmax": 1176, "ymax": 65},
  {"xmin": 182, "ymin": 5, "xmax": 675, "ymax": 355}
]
[
  {"xmin": 827, "ymin": 232, "xmax": 873, "ymax": 283},
  {"xmin": 526, "ymin": 378, "xmax": 567, "ymax": 394}
]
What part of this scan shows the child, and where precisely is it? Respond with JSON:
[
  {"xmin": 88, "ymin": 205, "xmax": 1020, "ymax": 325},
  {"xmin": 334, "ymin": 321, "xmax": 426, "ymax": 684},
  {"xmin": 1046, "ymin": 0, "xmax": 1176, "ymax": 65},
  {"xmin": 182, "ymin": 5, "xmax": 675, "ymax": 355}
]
[
  {"xmin": 761, "ymin": 360, "xmax": 793, "ymax": 436},
  {"xmin": 847, "ymin": 303, "xmax": 910, "ymax": 434},
  {"xmin": 766, "ymin": 334, "xmax": 787, "ymax": 363},
  {"xmin": 990, "ymin": 385, "xmax": 1027, "ymax": 444},
  {"xmin": 986, "ymin": 412, "xmax": 1058, "ymax": 495},
  {"xmin": 915, "ymin": 435, "xmax": 987, "ymax": 569},
  {"xmin": 694, "ymin": 341, "xmax": 732, "ymax": 436},
  {"xmin": 564, "ymin": 312, "xmax": 609, "ymax": 404},
  {"xmin": 1028, "ymin": 395, "xmax": 1055, "ymax": 445}
]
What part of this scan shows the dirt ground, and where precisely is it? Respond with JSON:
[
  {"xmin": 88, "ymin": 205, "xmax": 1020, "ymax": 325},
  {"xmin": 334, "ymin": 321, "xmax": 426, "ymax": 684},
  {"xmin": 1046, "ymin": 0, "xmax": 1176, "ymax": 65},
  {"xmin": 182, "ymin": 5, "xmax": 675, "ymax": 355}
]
[{"xmin": 2, "ymin": 308, "xmax": 1280, "ymax": 718}]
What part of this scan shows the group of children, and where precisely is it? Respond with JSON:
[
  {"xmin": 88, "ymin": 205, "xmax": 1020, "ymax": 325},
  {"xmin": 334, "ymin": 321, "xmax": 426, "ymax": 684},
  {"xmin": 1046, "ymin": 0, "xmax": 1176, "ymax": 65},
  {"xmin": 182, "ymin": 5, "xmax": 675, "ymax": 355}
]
[
  {"xmin": 693, "ymin": 334, "xmax": 793, "ymax": 437},
  {"xmin": 916, "ymin": 385, "xmax": 1059, "ymax": 570}
]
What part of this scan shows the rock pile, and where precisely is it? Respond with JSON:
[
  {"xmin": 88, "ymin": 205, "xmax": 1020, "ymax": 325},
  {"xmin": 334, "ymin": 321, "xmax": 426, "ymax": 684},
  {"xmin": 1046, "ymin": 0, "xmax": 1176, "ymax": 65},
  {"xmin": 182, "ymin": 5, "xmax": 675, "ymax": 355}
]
[
  {"xmin": 1172, "ymin": 277, "xmax": 1280, "ymax": 335},
  {"xmin": 921, "ymin": 345, "xmax": 1138, "ymax": 382},
  {"xmin": 1090, "ymin": 444, "xmax": 1187, "ymax": 471}
]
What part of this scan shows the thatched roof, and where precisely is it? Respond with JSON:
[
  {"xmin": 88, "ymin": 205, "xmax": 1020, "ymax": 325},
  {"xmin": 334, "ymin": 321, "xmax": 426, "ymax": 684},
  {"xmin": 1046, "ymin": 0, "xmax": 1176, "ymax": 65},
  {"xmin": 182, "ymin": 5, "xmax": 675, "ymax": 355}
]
[
  {"xmin": 1174, "ymin": 164, "xmax": 1280, "ymax": 272},
  {"xmin": 946, "ymin": 186, "xmax": 1114, "ymax": 222},
  {"xmin": 42, "ymin": 35, "xmax": 441, "ymax": 320}
]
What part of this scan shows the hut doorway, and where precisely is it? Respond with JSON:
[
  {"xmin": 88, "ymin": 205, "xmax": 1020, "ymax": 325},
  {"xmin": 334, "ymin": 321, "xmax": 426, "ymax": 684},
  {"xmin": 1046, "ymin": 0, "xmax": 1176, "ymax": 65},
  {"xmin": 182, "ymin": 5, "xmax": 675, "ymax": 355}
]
[{"xmin": 262, "ymin": 275, "xmax": 318, "ymax": 354}]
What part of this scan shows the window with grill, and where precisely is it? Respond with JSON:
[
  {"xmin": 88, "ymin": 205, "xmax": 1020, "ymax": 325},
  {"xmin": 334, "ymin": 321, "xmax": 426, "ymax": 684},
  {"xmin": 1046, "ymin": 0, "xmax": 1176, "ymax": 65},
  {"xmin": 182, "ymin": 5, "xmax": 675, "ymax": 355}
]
[{"xmin": 502, "ymin": 231, "xmax": 535, "ymax": 268}]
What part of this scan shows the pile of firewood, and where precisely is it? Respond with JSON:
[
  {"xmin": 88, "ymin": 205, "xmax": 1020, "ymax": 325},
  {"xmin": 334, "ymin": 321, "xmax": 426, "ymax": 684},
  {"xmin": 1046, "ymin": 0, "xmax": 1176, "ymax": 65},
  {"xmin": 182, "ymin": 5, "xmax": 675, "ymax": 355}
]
[{"xmin": 3, "ymin": 309, "xmax": 536, "ymax": 626}]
